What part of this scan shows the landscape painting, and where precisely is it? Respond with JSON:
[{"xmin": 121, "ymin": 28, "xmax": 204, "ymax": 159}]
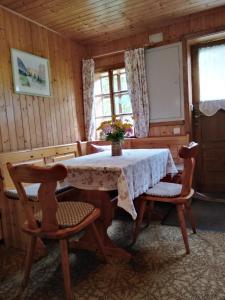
[{"xmin": 11, "ymin": 48, "xmax": 51, "ymax": 97}]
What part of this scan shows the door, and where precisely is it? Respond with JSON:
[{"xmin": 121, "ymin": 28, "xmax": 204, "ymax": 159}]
[{"xmin": 192, "ymin": 43, "xmax": 225, "ymax": 193}]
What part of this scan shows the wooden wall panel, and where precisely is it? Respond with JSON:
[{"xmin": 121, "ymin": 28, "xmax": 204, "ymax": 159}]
[
  {"xmin": 149, "ymin": 123, "xmax": 185, "ymax": 137},
  {"xmin": 71, "ymin": 42, "xmax": 85, "ymax": 139},
  {"xmin": 1, "ymin": 0, "xmax": 225, "ymax": 44},
  {"xmin": 0, "ymin": 7, "xmax": 86, "ymax": 153},
  {"xmin": 89, "ymin": 5, "xmax": 225, "ymax": 58},
  {"xmin": 95, "ymin": 53, "xmax": 124, "ymax": 71}
]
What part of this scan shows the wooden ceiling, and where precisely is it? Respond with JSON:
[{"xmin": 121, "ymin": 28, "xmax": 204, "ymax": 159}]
[{"xmin": 1, "ymin": 0, "xmax": 225, "ymax": 44}]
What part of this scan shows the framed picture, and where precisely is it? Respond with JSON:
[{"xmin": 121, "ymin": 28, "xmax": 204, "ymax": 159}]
[{"xmin": 11, "ymin": 48, "xmax": 51, "ymax": 97}]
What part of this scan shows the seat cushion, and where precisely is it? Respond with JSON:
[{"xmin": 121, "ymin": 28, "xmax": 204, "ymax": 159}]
[
  {"xmin": 175, "ymin": 163, "xmax": 184, "ymax": 173},
  {"xmin": 5, "ymin": 183, "xmax": 73, "ymax": 201},
  {"xmin": 146, "ymin": 182, "xmax": 182, "ymax": 197},
  {"xmin": 35, "ymin": 201, "xmax": 95, "ymax": 228},
  {"xmin": 90, "ymin": 144, "xmax": 111, "ymax": 154}
]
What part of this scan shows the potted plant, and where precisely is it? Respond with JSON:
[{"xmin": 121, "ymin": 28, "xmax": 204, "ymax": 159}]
[{"xmin": 97, "ymin": 117, "xmax": 133, "ymax": 156}]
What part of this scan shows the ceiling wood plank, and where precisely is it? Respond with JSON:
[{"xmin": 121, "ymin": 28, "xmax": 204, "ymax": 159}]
[{"xmin": 1, "ymin": 0, "xmax": 225, "ymax": 43}]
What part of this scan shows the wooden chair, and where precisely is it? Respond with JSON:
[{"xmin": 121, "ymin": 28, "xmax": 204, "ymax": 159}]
[
  {"xmin": 133, "ymin": 142, "xmax": 199, "ymax": 254},
  {"xmin": 7, "ymin": 163, "xmax": 107, "ymax": 300}
]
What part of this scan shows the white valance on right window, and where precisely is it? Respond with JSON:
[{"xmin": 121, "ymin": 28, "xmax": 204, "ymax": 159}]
[
  {"xmin": 199, "ymin": 44, "xmax": 225, "ymax": 116},
  {"xmin": 199, "ymin": 100, "xmax": 225, "ymax": 116}
]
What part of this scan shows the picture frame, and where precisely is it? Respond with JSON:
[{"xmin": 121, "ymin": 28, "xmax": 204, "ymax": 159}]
[{"xmin": 11, "ymin": 48, "xmax": 51, "ymax": 97}]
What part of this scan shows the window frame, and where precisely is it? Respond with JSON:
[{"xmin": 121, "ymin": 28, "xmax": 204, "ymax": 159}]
[{"xmin": 94, "ymin": 64, "xmax": 132, "ymax": 122}]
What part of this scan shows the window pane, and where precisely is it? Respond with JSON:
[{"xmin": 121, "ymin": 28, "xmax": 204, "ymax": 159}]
[
  {"xmin": 120, "ymin": 73, "xmax": 127, "ymax": 90},
  {"xmin": 94, "ymin": 68, "xmax": 132, "ymax": 139},
  {"xmin": 94, "ymin": 72, "xmax": 110, "ymax": 95},
  {"xmin": 114, "ymin": 93, "xmax": 132, "ymax": 114},
  {"xmin": 199, "ymin": 45, "xmax": 225, "ymax": 101},
  {"xmin": 113, "ymin": 68, "xmax": 127, "ymax": 92},
  {"xmin": 101, "ymin": 76, "xmax": 110, "ymax": 94},
  {"xmin": 94, "ymin": 76, "xmax": 102, "ymax": 95},
  {"xmin": 113, "ymin": 75, "xmax": 118, "ymax": 92},
  {"xmin": 95, "ymin": 96, "xmax": 111, "ymax": 117}
]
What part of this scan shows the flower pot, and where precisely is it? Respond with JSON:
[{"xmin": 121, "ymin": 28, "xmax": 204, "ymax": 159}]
[{"xmin": 111, "ymin": 141, "xmax": 122, "ymax": 156}]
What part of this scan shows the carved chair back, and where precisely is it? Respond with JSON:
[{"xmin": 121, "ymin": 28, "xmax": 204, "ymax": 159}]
[
  {"xmin": 179, "ymin": 142, "xmax": 199, "ymax": 197},
  {"xmin": 7, "ymin": 163, "xmax": 67, "ymax": 232}
]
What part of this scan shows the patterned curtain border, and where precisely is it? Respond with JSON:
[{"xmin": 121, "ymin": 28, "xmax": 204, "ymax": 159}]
[
  {"xmin": 125, "ymin": 48, "xmax": 150, "ymax": 138},
  {"xmin": 82, "ymin": 59, "xmax": 95, "ymax": 140}
]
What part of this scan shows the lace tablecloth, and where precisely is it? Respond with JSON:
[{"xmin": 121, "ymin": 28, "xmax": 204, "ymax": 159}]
[{"xmin": 61, "ymin": 149, "xmax": 177, "ymax": 220}]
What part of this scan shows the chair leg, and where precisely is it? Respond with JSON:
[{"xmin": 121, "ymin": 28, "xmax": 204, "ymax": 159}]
[
  {"xmin": 133, "ymin": 199, "xmax": 147, "ymax": 244},
  {"xmin": 176, "ymin": 204, "xmax": 190, "ymax": 255},
  {"xmin": 90, "ymin": 222, "xmax": 107, "ymax": 263},
  {"xmin": 146, "ymin": 201, "xmax": 154, "ymax": 227},
  {"xmin": 22, "ymin": 235, "xmax": 37, "ymax": 289},
  {"xmin": 185, "ymin": 200, "xmax": 196, "ymax": 234},
  {"xmin": 60, "ymin": 239, "xmax": 74, "ymax": 300}
]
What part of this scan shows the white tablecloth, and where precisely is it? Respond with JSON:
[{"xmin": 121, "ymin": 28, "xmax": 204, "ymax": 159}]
[{"xmin": 60, "ymin": 149, "xmax": 177, "ymax": 220}]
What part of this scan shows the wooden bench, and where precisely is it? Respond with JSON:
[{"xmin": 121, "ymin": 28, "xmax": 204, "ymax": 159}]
[
  {"xmin": 129, "ymin": 135, "xmax": 189, "ymax": 164},
  {"xmin": 0, "ymin": 143, "xmax": 80, "ymax": 250},
  {"xmin": 80, "ymin": 135, "xmax": 189, "ymax": 164}
]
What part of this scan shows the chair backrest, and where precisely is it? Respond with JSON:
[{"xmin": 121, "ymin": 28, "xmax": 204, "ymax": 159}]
[
  {"xmin": 7, "ymin": 163, "xmax": 67, "ymax": 232},
  {"xmin": 179, "ymin": 142, "xmax": 199, "ymax": 196}
]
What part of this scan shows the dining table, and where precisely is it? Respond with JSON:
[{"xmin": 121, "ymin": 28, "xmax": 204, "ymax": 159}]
[{"xmin": 59, "ymin": 148, "xmax": 178, "ymax": 259}]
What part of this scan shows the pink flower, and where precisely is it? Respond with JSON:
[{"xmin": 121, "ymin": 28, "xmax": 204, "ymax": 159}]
[{"xmin": 102, "ymin": 124, "xmax": 112, "ymax": 134}]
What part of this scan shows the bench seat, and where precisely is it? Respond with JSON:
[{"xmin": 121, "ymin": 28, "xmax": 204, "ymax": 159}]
[
  {"xmin": 5, "ymin": 184, "xmax": 74, "ymax": 201},
  {"xmin": 0, "ymin": 142, "xmax": 80, "ymax": 250}
]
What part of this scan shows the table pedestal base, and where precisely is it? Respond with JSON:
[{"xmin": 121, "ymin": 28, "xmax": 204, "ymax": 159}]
[
  {"xmin": 70, "ymin": 221, "xmax": 131, "ymax": 261},
  {"xmin": 70, "ymin": 189, "xmax": 131, "ymax": 261}
]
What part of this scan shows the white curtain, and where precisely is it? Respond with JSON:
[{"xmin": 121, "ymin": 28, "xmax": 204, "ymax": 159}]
[
  {"xmin": 125, "ymin": 48, "xmax": 150, "ymax": 137},
  {"xmin": 199, "ymin": 45, "xmax": 225, "ymax": 116},
  {"xmin": 82, "ymin": 59, "xmax": 95, "ymax": 140},
  {"xmin": 199, "ymin": 100, "xmax": 225, "ymax": 116}
]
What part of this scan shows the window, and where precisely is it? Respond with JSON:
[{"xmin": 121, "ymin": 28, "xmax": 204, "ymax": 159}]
[
  {"xmin": 94, "ymin": 67, "xmax": 133, "ymax": 138},
  {"xmin": 198, "ymin": 44, "xmax": 225, "ymax": 101}
]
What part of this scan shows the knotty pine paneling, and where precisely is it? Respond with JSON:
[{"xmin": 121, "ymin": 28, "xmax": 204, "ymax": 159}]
[
  {"xmin": 149, "ymin": 123, "xmax": 185, "ymax": 137},
  {"xmin": 1, "ymin": 0, "xmax": 225, "ymax": 44},
  {"xmin": 0, "ymin": 7, "xmax": 86, "ymax": 152},
  {"xmin": 89, "ymin": 5, "xmax": 225, "ymax": 57},
  {"xmin": 95, "ymin": 52, "xmax": 124, "ymax": 72},
  {"xmin": 91, "ymin": 5, "xmax": 225, "ymax": 138}
]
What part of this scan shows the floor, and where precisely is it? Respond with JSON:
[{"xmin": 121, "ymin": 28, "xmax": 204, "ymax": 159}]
[{"xmin": 1, "ymin": 214, "xmax": 225, "ymax": 300}]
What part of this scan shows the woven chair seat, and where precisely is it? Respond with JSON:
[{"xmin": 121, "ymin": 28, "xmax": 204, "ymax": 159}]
[
  {"xmin": 35, "ymin": 201, "xmax": 95, "ymax": 228},
  {"xmin": 146, "ymin": 182, "xmax": 182, "ymax": 197}
]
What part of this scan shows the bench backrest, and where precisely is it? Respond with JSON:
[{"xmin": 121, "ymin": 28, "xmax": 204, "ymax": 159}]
[
  {"xmin": 130, "ymin": 135, "xmax": 189, "ymax": 163},
  {"xmin": 83, "ymin": 135, "xmax": 189, "ymax": 164},
  {"xmin": 0, "ymin": 143, "xmax": 80, "ymax": 190},
  {"xmin": 0, "ymin": 135, "xmax": 189, "ymax": 191},
  {"xmin": 0, "ymin": 142, "xmax": 80, "ymax": 246}
]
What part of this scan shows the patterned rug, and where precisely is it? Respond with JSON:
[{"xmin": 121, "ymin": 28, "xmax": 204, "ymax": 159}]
[
  {"xmin": 162, "ymin": 199, "xmax": 225, "ymax": 232},
  {"xmin": 1, "ymin": 219, "xmax": 225, "ymax": 300}
]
